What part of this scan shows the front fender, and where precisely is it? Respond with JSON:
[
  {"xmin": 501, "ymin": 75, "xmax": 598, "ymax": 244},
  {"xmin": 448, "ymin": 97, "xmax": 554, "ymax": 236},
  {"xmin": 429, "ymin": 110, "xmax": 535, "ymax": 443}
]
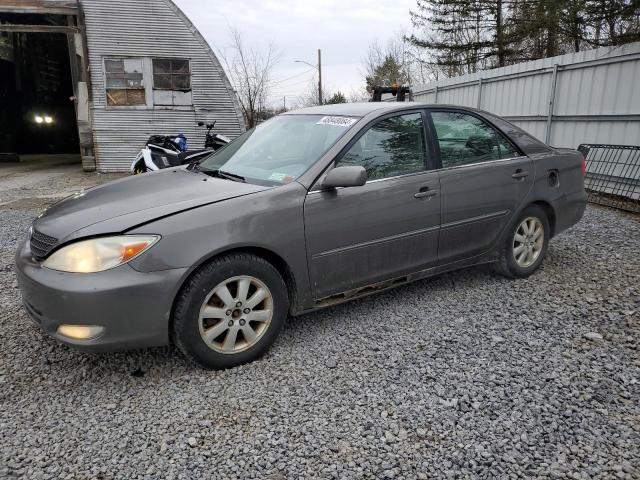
[{"xmin": 126, "ymin": 182, "xmax": 314, "ymax": 310}]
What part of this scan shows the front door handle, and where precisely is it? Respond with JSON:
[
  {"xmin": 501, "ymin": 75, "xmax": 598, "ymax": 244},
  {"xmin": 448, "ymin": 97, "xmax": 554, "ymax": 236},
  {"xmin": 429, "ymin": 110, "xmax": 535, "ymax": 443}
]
[
  {"xmin": 512, "ymin": 170, "xmax": 530, "ymax": 180},
  {"xmin": 414, "ymin": 188, "xmax": 438, "ymax": 199}
]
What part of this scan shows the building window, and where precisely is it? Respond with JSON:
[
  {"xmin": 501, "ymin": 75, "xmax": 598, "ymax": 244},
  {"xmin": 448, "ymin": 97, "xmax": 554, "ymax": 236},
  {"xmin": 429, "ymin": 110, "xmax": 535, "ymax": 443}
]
[
  {"xmin": 152, "ymin": 59, "xmax": 191, "ymax": 91},
  {"xmin": 104, "ymin": 58, "xmax": 145, "ymax": 106}
]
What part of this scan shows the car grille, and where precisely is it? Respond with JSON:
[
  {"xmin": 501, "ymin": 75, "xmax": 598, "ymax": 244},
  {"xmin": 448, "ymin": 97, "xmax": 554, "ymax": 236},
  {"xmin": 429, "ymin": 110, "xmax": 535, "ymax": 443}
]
[{"xmin": 30, "ymin": 229, "xmax": 58, "ymax": 261}]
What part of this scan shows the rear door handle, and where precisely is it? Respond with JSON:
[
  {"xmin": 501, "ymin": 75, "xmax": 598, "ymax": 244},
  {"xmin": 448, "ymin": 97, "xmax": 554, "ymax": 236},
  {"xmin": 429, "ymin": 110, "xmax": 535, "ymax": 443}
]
[
  {"xmin": 512, "ymin": 170, "xmax": 530, "ymax": 180},
  {"xmin": 414, "ymin": 188, "xmax": 438, "ymax": 199}
]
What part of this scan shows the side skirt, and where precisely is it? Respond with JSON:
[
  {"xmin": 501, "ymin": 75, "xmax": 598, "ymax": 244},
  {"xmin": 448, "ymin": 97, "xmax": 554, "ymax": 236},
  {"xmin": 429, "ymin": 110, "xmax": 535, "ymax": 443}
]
[{"xmin": 303, "ymin": 251, "xmax": 498, "ymax": 312}]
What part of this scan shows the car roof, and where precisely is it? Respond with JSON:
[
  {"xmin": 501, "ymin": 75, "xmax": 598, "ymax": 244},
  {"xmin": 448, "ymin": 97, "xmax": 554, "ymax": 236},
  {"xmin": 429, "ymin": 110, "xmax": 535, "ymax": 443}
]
[
  {"xmin": 284, "ymin": 102, "xmax": 478, "ymax": 117},
  {"xmin": 284, "ymin": 102, "xmax": 552, "ymax": 156}
]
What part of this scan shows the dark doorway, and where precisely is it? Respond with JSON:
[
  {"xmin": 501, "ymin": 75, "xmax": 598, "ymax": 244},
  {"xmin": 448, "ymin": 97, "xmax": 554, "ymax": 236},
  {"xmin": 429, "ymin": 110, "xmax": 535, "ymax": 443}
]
[{"xmin": 0, "ymin": 29, "xmax": 79, "ymax": 158}]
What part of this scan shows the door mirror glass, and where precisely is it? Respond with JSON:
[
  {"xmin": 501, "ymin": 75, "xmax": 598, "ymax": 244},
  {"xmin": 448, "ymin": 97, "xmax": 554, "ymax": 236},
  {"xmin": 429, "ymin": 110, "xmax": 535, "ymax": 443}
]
[{"xmin": 321, "ymin": 166, "xmax": 367, "ymax": 189}]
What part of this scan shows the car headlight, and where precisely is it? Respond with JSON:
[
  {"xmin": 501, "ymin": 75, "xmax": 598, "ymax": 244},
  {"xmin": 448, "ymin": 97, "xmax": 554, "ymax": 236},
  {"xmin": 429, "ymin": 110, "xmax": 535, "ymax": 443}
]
[{"xmin": 43, "ymin": 235, "xmax": 160, "ymax": 273}]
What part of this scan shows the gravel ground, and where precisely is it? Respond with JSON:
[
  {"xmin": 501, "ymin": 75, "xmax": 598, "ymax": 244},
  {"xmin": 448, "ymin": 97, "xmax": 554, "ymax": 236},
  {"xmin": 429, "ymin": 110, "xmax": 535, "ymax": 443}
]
[{"xmin": 1, "ymin": 162, "xmax": 639, "ymax": 479}]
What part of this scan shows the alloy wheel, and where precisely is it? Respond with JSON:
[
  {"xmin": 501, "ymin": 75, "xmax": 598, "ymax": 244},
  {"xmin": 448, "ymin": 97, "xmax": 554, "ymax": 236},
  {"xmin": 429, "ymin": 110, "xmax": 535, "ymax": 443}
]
[
  {"xmin": 198, "ymin": 275, "xmax": 273, "ymax": 354},
  {"xmin": 513, "ymin": 216, "xmax": 544, "ymax": 268}
]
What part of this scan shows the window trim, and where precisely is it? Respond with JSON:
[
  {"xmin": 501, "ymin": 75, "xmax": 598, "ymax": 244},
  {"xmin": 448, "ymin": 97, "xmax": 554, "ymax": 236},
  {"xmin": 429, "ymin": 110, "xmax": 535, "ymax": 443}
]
[
  {"xmin": 152, "ymin": 57, "xmax": 192, "ymax": 92},
  {"xmin": 426, "ymin": 107, "xmax": 526, "ymax": 171},
  {"xmin": 310, "ymin": 108, "xmax": 432, "ymax": 191}
]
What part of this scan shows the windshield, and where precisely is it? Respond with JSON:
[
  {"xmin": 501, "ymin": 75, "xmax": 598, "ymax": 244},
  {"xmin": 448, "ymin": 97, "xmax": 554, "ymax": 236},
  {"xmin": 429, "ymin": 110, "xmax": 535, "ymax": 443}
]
[{"xmin": 198, "ymin": 114, "xmax": 359, "ymax": 185}]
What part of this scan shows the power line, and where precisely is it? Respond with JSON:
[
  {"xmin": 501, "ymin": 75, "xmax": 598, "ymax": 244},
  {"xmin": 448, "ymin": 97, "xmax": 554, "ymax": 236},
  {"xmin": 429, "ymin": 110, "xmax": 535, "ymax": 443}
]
[
  {"xmin": 270, "ymin": 75, "xmax": 318, "ymax": 93},
  {"xmin": 271, "ymin": 68, "xmax": 316, "ymax": 86}
]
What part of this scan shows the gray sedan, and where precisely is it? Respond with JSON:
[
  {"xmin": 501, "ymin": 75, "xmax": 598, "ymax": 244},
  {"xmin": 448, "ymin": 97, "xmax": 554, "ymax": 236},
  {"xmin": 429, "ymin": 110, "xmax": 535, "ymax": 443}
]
[{"xmin": 15, "ymin": 103, "xmax": 587, "ymax": 369}]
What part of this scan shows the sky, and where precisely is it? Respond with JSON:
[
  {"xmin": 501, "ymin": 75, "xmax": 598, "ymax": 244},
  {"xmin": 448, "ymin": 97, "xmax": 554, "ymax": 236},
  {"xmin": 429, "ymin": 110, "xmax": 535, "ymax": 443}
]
[{"xmin": 173, "ymin": 0, "xmax": 416, "ymax": 107}]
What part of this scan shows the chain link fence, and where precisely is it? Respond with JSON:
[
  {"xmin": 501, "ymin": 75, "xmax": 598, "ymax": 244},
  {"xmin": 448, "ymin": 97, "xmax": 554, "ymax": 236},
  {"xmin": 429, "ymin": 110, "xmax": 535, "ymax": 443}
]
[{"xmin": 578, "ymin": 144, "xmax": 640, "ymax": 213}]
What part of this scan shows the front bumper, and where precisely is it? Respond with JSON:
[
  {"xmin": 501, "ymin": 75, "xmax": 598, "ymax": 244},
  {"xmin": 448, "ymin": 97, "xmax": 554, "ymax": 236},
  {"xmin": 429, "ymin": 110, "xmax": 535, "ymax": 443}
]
[{"xmin": 15, "ymin": 238, "xmax": 188, "ymax": 352}]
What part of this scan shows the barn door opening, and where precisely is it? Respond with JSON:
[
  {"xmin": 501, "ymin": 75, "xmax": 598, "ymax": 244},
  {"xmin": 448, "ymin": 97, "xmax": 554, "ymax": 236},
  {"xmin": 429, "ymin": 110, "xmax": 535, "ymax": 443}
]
[{"xmin": 0, "ymin": 6, "xmax": 93, "ymax": 170}]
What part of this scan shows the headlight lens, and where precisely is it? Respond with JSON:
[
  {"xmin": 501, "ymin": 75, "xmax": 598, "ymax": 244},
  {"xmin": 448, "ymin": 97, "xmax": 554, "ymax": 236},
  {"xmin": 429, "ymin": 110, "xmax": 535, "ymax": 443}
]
[{"xmin": 43, "ymin": 235, "xmax": 160, "ymax": 273}]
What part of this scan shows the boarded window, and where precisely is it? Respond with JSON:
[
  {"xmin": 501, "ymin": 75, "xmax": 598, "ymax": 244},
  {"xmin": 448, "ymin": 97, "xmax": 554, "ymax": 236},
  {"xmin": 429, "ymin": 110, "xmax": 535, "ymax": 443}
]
[
  {"xmin": 105, "ymin": 58, "xmax": 145, "ymax": 106},
  {"xmin": 152, "ymin": 58, "xmax": 191, "ymax": 91}
]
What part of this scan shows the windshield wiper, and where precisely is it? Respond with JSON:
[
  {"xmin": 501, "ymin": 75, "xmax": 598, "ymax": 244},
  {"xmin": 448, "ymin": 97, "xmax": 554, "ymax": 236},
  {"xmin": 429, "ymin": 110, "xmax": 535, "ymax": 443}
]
[
  {"xmin": 216, "ymin": 170, "xmax": 246, "ymax": 182},
  {"xmin": 199, "ymin": 168, "xmax": 246, "ymax": 183}
]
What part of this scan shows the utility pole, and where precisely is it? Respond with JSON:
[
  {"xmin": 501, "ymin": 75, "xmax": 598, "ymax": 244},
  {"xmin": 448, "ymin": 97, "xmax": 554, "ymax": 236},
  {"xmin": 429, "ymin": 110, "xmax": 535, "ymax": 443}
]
[
  {"xmin": 317, "ymin": 49, "xmax": 322, "ymax": 105},
  {"xmin": 294, "ymin": 50, "xmax": 323, "ymax": 105}
]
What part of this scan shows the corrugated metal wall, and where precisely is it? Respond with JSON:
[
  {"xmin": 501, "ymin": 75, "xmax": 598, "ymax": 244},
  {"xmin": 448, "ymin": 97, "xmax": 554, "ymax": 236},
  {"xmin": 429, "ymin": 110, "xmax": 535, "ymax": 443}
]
[
  {"xmin": 81, "ymin": 0, "xmax": 245, "ymax": 172},
  {"xmin": 411, "ymin": 42, "xmax": 640, "ymax": 149}
]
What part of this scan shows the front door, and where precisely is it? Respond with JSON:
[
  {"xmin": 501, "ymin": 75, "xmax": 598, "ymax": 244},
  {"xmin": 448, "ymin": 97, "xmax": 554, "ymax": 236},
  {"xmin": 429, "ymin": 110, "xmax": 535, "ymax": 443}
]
[
  {"xmin": 304, "ymin": 111, "xmax": 441, "ymax": 300},
  {"xmin": 428, "ymin": 110, "xmax": 534, "ymax": 264}
]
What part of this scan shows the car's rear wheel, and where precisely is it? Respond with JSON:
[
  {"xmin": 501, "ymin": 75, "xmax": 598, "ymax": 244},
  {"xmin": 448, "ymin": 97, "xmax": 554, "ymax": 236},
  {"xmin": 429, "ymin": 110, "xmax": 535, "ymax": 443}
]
[
  {"xmin": 495, "ymin": 205, "xmax": 550, "ymax": 278},
  {"xmin": 172, "ymin": 254, "xmax": 288, "ymax": 369},
  {"xmin": 132, "ymin": 161, "xmax": 147, "ymax": 175}
]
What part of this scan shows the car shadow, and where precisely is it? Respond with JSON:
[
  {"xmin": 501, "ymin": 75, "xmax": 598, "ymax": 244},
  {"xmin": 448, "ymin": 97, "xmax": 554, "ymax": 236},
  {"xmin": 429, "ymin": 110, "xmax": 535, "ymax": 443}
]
[{"xmin": 18, "ymin": 263, "xmax": 513, "ymax": 382}]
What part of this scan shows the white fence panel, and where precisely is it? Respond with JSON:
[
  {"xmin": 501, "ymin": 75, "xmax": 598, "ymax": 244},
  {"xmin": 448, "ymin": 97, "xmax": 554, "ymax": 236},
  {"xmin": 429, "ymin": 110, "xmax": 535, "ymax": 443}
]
[{"xmin": 410, "ymin": 42, "xmax": 640, "ymax": 149}]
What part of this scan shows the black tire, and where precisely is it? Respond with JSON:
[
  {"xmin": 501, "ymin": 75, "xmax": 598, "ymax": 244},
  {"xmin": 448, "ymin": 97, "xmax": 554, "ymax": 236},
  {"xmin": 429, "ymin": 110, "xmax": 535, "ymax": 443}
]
[
  {"xmin": 132, "ymin": 161, "xmax": 147, "ymax": 175},
  {"xmin": 172, "ymin": 254, "xmax": 289, "ymax": 369},
  {"xmin": 494, "ymin": 204, "xmax": 550, "ymax": 279}
]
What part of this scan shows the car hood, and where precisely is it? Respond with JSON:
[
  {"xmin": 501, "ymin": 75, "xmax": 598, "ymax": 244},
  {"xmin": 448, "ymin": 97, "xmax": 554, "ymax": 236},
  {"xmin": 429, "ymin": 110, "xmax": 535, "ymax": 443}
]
[{"xmin": 33, "ymin": 168, "xmax": 271, "ymax": 242}]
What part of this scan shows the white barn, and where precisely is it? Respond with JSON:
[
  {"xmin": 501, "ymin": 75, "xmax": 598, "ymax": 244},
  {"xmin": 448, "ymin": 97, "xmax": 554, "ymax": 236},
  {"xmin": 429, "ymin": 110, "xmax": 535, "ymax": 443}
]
[{"xmin": 0, "ymin": 0, "xmax": 245, "ymax": 171}]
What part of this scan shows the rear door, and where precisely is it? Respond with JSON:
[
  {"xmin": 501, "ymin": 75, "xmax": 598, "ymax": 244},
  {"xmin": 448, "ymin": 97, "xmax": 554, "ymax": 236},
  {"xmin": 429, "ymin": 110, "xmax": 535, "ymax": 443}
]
[
  {"xmin": 304, "ymin": 110, "xmax": 441, "ymax": 300},
  {"xmin": 428, "ymin": 109, "xmax": 533, "ymax": 264}
]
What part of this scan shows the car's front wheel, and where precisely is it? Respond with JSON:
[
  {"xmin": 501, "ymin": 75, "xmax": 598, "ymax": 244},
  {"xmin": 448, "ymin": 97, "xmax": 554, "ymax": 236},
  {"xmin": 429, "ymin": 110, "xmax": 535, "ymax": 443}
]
[
  {"xmin": 495, "ymin": 204, "xmax": 550, "ymax": 279},
  {"xmin": 172, "ymin": 254, "xmax": 288, "ymax": 369}
]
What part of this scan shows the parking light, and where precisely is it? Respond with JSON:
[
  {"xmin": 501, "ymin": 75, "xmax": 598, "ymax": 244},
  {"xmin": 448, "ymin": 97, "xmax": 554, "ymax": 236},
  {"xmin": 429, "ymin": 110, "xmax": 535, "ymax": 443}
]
[{"xmin": 57, "ymin": 324, "xmax": 105, "ymax": 340}]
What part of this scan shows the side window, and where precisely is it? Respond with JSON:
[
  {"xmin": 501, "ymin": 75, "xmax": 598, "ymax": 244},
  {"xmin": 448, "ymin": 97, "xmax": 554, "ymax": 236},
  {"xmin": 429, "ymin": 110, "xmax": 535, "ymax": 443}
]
[
  {"xmin": 104, "ymin": 58, "xmax": 145, "ymax": 106},
  {"xmin": 336, "ymin": 112, "xmax": 426, "ymax": 181},
  {"xmin": 431, "ymin": 111, "xmax": 520, "ymax": 169}
]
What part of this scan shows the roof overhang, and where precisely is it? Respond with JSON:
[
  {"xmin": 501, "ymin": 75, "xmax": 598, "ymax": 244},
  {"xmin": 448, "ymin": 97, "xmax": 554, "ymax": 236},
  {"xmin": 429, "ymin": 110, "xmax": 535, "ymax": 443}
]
[{"xmin": 0, "ymin": 1, "xmax": 78, "ymax": 16}]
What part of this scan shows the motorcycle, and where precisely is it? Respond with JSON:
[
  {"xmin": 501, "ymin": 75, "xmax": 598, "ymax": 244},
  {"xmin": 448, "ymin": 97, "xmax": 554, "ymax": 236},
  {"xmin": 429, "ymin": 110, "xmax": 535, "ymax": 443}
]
[{"xmin": 130, "ymin": 121, "xmax": 230, "ymax": 174}]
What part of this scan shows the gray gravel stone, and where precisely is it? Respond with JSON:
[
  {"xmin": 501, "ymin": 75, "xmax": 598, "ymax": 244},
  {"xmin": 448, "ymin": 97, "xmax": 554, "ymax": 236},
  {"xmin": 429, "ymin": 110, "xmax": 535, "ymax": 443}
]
[
  {"xmin": 1, "ymin": 165, "xmax": 639, "ymax": 479},
  {"xmin": 583, "ymin": 331, "xmax": 604, "ymax": 342}
]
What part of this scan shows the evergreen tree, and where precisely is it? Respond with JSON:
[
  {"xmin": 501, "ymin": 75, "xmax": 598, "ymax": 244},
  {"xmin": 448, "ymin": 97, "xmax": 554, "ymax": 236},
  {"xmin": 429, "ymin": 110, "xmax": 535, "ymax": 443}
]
[
  {"xmin": 365, "ymin": 54, "xmax": 409, "ymax": 90},
  {"xmin": 325, "ymin": 91, "xmax": 347, "ymax": 104},
  {"xmin": 406, "ymin": 0, "xmax": 639, "ymax": 75},
  {"xmin": 406, "ymin": 0, "xmax": 514, "ymax": 74}
]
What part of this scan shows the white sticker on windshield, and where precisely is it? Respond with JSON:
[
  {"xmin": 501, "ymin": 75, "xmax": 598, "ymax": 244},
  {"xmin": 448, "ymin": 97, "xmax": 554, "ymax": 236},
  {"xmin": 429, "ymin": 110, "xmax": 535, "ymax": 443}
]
[
  {"xmin": 268, "ymin": 172, "xmax": 287, "ymax": 181},
  {"xmin": 316, "ymin": 116, "xmax": 358, "ymax": 127}
]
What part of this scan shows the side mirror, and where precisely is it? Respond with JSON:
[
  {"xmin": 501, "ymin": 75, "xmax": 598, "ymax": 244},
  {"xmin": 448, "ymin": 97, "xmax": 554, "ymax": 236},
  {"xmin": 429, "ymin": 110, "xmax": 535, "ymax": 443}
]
[
  {"xmin": 197, "ymin": 121, "xmax": 205, "ymax": 127},
  {"xmin": 321, "ymin": 166, "xmax": 367, "ymax": 189}
]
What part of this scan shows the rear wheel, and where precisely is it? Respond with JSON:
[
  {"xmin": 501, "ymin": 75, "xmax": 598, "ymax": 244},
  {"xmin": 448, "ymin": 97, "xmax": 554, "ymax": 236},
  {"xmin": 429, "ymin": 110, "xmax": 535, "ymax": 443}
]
[
  {"xmin": 495, "ymin": 205, "xmax": 550, "ymax": 278},
  {"xmin": 172, "ymin": 254, "xmax": 288, "ymax": 369}
]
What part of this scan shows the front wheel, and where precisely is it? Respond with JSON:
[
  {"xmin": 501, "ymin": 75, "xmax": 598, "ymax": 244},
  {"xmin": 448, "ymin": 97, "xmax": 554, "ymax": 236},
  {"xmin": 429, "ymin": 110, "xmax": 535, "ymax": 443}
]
[
  {"xmin": 172, "ymin": 254, "xmax": 289, "ymax": 369},
  {"xmin": 132, "ymin": 161, "xmax": 147, "ymax": 175},
  {"xmin": 494, "ymin": 205, "xmax": 550, "ymax": 279}
]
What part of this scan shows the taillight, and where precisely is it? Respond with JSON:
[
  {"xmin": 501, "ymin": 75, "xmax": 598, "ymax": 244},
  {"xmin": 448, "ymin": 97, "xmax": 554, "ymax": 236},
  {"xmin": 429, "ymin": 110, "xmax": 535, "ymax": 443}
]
[{"xmin": 580, "ymin": 155, "xmax": 587, "ymax": 176}]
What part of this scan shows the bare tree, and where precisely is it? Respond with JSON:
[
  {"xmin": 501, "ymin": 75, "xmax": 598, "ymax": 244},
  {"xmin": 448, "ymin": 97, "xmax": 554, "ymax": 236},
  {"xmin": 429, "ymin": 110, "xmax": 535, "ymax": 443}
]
[
  {"xmin": 361, "ymin": 33, "xmax": 443, "ymax": 91},
  {"xmin": 347, "ymin": 87, "xmax": 371, "ymax": 103},
  {"xmin": 296, "ymin": 76, "xmax": 322, "ymax": 107},
  {"xmin": 217, "ymin": 28, "xmax": 281, "ymax": 129}
]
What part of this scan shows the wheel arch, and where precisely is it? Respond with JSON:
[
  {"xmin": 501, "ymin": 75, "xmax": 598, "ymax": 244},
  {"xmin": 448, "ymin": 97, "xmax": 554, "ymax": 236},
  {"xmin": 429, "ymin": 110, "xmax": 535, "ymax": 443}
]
[
  {"xmin": 169, "ymin": 246, "xmax": 300, "ymax": 336},
  {"xmin": 530, "ymin": 200, "xmax": 556, "ymax": 238}
]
